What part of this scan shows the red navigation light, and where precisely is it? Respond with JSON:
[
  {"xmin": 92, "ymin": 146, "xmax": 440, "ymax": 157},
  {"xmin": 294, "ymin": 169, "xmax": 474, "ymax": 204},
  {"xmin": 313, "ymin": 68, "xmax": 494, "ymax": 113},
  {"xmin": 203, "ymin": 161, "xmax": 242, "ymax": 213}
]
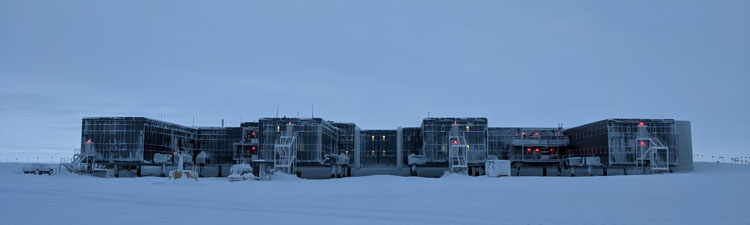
[
  {"xmin": 86, "ymin": 139, "xmax": 92, "ymax": 143},
  {"xmin": 527, "ymin": 148, "xmax": 531, "ymax": 152},
  {"xmin": 521, "ymin": 132, "xmax": 526, "ymax": 136},
  {"xmin": 534, "ymin": 132, "xmax": 539, "ymax": 136},
  {"xmin": 535, "ymin": 148, "xmax": 539, "ymax": 152},
  {"xmin": 251, "ymin": 146, "xmax": 257, "ymax": 151},
  {"xmin": 452, "ymin": 140, "xmax": 458, "ymax": 145},
  {"xmin": 251, "ymin": 131, "xmax": 256, "ymax": 137},
  {"xmin": 453, "ymin": 121, "xmax": 458, "ymax": 126},
  {"xmin": 638, "ymin": 122, "xmax": 645, "ymax": 127},
  {"xmin": 640, "ymin": 141, "xmax": 646, "ymax": 146},
  {"xmin": 550, "ymin": 148, "xmax": 555, "ymax": 153}
]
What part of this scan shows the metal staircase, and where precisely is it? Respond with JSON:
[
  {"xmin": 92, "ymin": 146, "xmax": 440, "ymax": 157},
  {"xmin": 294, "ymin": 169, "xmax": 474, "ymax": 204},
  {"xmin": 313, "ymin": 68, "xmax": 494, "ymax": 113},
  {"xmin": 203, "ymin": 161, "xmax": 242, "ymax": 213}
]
[
  {"xmin": 60, "ymin": 141, "xmax": 101, "ymax": 174},
  {"xmin": 273, "ymin": 122, "xmax": 298, "ymax": 174},
  {"xmin": 635, "ymin": 123, "xmax": 669, "ymax": 174},
  {"xmin": 448, "ymin": 122, "xmax": 468, "ymax": 175}
]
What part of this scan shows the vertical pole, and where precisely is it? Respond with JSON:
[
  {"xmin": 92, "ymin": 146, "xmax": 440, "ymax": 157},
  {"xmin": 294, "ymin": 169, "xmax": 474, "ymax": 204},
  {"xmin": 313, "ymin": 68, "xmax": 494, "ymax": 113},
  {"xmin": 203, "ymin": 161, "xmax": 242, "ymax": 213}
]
[
  {"xmin": 354, "ymin": 127, "xmax": 360, "ymax": 169},
  {"xmin": 397, "ymin": 127, "xmax": 403, "ymax": 168}
]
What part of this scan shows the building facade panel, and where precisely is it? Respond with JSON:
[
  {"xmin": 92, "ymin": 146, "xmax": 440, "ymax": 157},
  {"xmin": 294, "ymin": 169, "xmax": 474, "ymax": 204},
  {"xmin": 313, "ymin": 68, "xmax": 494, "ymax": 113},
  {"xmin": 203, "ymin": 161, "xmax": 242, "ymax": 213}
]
[{"xmin": 360, "ymin": 130, "xmax": 398, "ymax": 166}]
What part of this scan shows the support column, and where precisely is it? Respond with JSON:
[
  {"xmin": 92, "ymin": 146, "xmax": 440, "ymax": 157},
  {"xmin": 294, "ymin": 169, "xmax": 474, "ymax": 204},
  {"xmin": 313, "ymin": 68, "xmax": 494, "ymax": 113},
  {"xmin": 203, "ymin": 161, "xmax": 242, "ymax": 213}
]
[
  {"xmin": 397, "ymin": 127, "xmax": 403, "ymax": 168},
  {"xmin": 354, "ymin": 127, "xmax": 361, "ymax": 169}
]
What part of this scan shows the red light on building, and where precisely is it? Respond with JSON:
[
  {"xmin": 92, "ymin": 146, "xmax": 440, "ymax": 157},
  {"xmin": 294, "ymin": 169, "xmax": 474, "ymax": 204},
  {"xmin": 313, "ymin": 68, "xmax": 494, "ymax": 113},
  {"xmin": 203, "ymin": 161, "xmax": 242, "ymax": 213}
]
[
  {"xmin": 550, "ymin": 148, "xmax": 555, "ymax": 152},
  {"xmin": 534, "ymin": 132, "xmax": 539, "ymax": 136},
  {"xmin": 453, "ymin": 121, "xmax": 458, "ymax": 126},
  {"xmin": 638, "ymin": 122, "xmax": 645, "ymax": 127},
  {"xmin": 521, "ymin": 132, "xmax": 526, "ymax": 136},
  {"xmin": 640, "ymin": 141, "xmax": 646, "ymax": 146},
  {"xmin": 251, "ymin": 146, "xmax": 257, "ymax": 151},
  {"xmin": 535, "ymin": 148, "xmax": 539, "ymax": 152},
  {"xmin": 527, "ymin": 148, "xmax": 531, "ymax": 152},
  {"xmin": 452, "ymin": 140, "xmax": 458, "ymax": 145},
  {"xmin": 86, "ymin": 139, "xmax": 92, "ymax": 143},
  {"xmin": 251, "ymin": 132, "xmax": 256, "ymax": 137}
]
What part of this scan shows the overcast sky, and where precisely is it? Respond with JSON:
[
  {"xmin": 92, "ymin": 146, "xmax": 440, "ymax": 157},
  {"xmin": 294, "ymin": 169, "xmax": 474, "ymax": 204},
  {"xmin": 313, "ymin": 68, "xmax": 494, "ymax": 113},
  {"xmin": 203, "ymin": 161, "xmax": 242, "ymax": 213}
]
[{"xmin": 1, "ymin": 0, "xmax": 748, "ymax": 162}]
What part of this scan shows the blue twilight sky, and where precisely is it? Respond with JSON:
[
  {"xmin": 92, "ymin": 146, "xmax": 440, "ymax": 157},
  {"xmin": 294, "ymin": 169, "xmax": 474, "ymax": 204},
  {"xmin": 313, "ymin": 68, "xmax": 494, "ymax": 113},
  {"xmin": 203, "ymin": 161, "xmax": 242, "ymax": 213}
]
[{"xmin": 1, "ymin": 0, "xmax": 748, "ymax": 162}]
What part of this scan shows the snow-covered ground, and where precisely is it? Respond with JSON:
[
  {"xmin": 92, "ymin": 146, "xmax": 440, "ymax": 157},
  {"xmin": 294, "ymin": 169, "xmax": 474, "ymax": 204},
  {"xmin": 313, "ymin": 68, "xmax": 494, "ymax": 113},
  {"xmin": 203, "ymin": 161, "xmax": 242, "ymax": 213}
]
[{"xmin": 1, "ymin": 163, "xmax": 748, "ymax": 225}]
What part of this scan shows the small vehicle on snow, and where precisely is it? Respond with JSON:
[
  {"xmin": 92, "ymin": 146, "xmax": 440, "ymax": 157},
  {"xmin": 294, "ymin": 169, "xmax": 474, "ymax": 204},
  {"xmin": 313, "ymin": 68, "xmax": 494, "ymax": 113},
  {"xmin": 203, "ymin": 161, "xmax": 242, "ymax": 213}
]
[{"xmin": 23, "ymin": 163, "xmax": 54, "ymax": 175}]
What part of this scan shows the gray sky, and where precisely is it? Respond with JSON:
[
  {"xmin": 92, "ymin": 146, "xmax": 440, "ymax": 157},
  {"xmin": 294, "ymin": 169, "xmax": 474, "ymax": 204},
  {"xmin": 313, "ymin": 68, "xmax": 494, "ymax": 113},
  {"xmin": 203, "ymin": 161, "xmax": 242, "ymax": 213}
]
[{"xmin": 1, "ymin": 0, "xmax": 748, "ymax": 162}]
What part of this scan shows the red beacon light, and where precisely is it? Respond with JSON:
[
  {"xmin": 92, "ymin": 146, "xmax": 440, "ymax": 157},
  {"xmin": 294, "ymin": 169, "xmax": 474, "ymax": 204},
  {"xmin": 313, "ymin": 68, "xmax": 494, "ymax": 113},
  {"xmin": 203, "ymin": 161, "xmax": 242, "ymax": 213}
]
[
  {"xmin": 521, "ymin": 132, "xmax": 526, "ymax": 136},
  {"xmin": 452, "ymin": 140, "xmax": 458, "ymax": 145},
  {"xmin": 86, "ymin": 139, "xmax": 92, "ymax": 143},
  {"xmin": 640, "ymin": 141, "xmax": 647, "ymax": 146},
  {"xmin": 534, "ymin": 132, "xmax": 539, "ymax": 136},
  {"xmin": 251, "ymin": 131, "xmax": 256, "ymax": 137},
  {"xmin": 527, "ymin": 148, "xmax": 531, "ymax": 152},
  {"xmin": 638, "ymin": 122, "xmax": 645, "ymax": 127},
  {"xmin": 535, "ymin": 148, "xmax": 539, "ymax": 152},
  {"xmin": 251, "ymin": 146, "xmax": 257, "ymax": 151},
  {"xmin": 550, "ymin": 148, "xmax": 555, "ymax": 153}
]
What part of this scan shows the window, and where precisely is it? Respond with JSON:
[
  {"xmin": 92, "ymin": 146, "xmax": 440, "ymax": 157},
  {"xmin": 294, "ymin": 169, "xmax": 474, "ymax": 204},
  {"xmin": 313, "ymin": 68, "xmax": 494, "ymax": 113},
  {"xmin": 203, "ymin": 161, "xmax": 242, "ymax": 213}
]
[
  {"xmin": 371, "ymin": 150, "xmax": 375, "ymax": 156},
  {"xmin": 466, "ymin": 145, "xmax": 470, "ymax": 151},
  {"xmin": 442, "ymin": 145, "xmax": 445, "ymax": 151},
  {"xmin": 371, "ymin": 136, "xmax": 375, "ymax": 141},
  {"xmin": 276, "ymin": 126, "xmax": 280, "ymax": 132},
  {"xmin": 382, "ymin": 150, "xmax": 386, "ymax": 156},
  {"xmin": 382, "ymin": 135, "xmax": 386, "ymax": 141},
  {"xmin": 345, "ymin": 150, "xmax": 349, "ymax": 155},
  {"xmin": 466, "ymin": 126, "xmax": 470, "ymax": 132}
]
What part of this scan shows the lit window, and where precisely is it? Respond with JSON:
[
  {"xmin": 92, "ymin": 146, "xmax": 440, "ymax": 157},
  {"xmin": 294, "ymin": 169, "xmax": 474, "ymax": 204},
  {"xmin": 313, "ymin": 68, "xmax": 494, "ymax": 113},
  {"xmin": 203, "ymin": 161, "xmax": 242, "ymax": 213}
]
[
  {"xmin": 382, "ymin": 135, "xmax": 386, "ymax": 141},
  {"xmin": 466, "ymin": 145, "xmax": 470, "ymax": 151},
  {"xmin": 442, "ymin": 145, "xmax": 445, "ymax": 151},
  {"xmin": 300, "ymin": 146, "xmax": 303, "ymax": 151},
  {"xmin": 345, "ymin": 150, "xmax": 349, "ymax": 155},
  {"xmin": 276, "ymin": 126, "xmax": 280, "ymax": 132},
  {"xmin": 466, "ymin": 126, "xmax": 470, "ymax": 132},
  {"xmin": 371, "ymin": 136, "xmax": 375, "ymax": 141},
  {"xmin": 382, "ymin": 150, "xmax": 386, "ymax": 156},
  {"xmin": 371, "ymin": 150, "xmax": 375, "ymax": 156}
]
